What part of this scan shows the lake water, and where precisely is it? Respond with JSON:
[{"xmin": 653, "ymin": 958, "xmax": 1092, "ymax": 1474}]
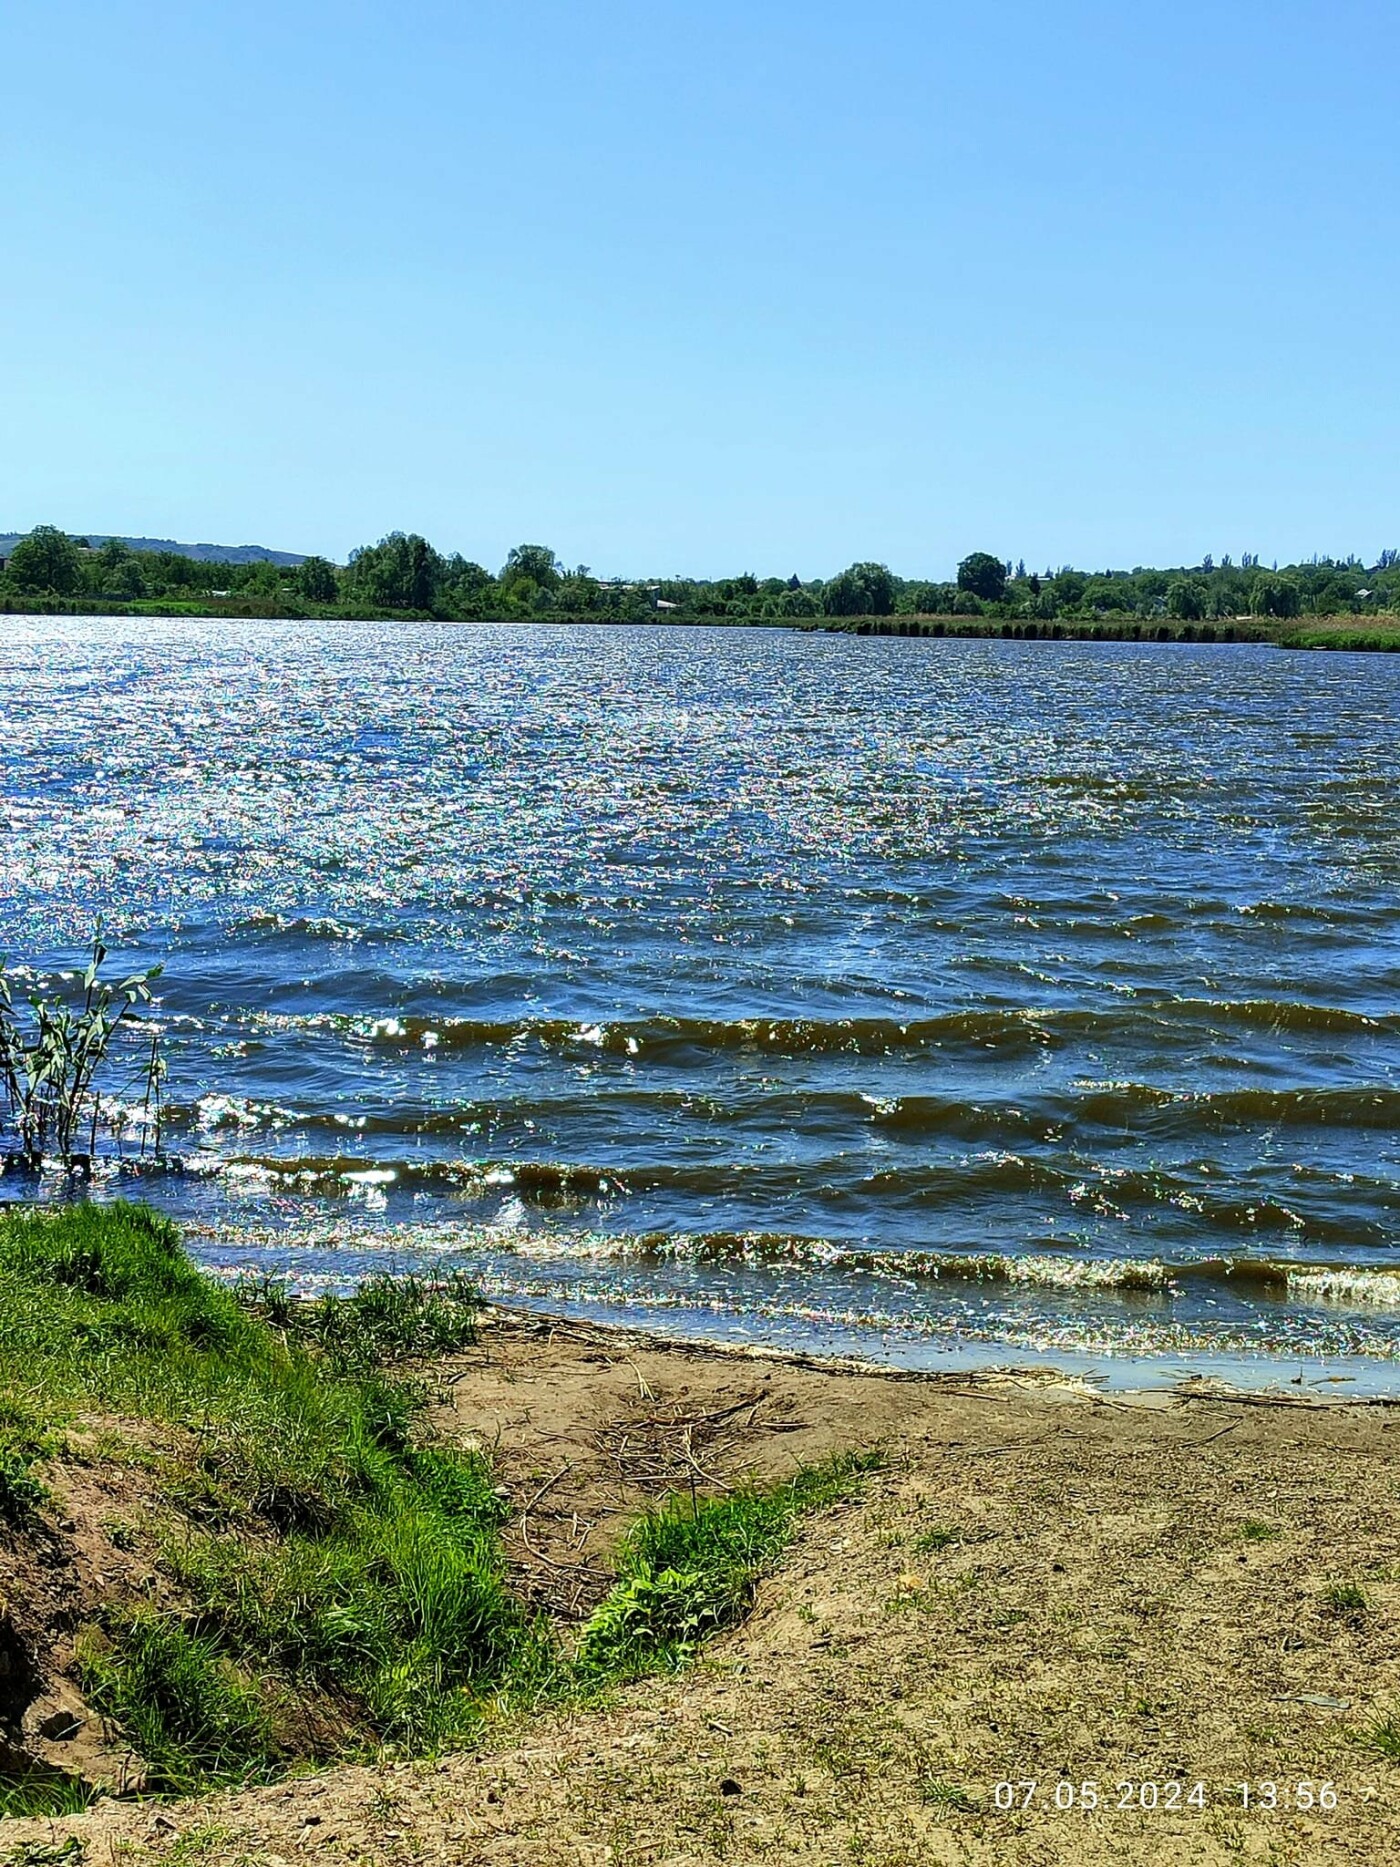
[{"xmin": 6, "ymin": 617, "xmax": 1400, "ymax": 1388}]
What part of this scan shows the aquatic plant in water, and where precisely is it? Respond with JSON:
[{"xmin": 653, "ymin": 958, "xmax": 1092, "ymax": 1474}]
[{"xmin": 0, "ymin": 926, "xmax": 164, "ymax": 1173}]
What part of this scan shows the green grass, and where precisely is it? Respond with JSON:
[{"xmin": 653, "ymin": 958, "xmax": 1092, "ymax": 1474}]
[
  {"xmin": 912, "ymin": 1525, "xmax": 961, "ymax": 1553},
  {"xmin": 234, "ymin": 1266, "xmax": 481, "ymax": 1373},
  {"xmin": 1277, "ymin": 623, "xmax": 1400, "ymax": 651},
  {"xmin": 1320, "ymin": 1580, "xmax": 1371, "ymax": 1620},
  {"xmin": 1365, "ymin": 1709, "xmax": 1400, "ymax": 1763},
  {"xmin": 575, "ymin": 1453, "xmax": 881, "ymax": 1679},
  {"xmin": 0, "ymin": 1203, "xmax": 518, "ymax": 1790},
  {"xmin": 0, "ymin": 1397, "xmax": 49, "ymax": 1523},
  {"xmin": 0, "ymin": 1837, "xmax": 88, "ymax": 1865},
  {"xmin": 0, "ymin": 1202, "xmax": 876, "ymax": 1803},
  {"xmin": 0, "ymin": 1771, "xmax": 96, "ymax": 1823}
]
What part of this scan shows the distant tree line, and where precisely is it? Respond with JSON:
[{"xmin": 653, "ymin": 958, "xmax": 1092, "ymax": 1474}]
[{"xmin": 3, "ymin": 525, "xmax": 1398, "ymax": 625}]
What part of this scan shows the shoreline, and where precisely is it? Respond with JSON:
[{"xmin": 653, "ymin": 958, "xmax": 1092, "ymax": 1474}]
[
  {"xmin": 9, "ymin": 1292, "xmax": 1400, "ymax": 1864},
  {"xmin": 7, "ymin": 602, "xmax": 1400, "ymax": 650},
  {"xmin": 472, "ymin": 1296, "xmax": 1400, "ymax": 1406}
]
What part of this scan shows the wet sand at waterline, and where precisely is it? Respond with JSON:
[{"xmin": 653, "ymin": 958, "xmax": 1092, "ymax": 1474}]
[{"xmin": 16, "ymin": 1311, "xmax": 1400, "ymax": 1867}]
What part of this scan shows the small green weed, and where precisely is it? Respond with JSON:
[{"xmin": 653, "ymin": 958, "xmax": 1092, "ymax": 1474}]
[
  {"xmin": 920, "ymin": 1778, "xmax": 978, "ymax": 1812},
  {"xmin": 0, "ymin": 1395, "xmax": 50, "ymax": 1521},
  {"xmin": 1365, "ymin": 1709, "xmax": 1400, "ymax": 1762},
  {"xmin": 0, "ymin": 1439, "xmax": 47, "ymax": 1521},
  {"xmin": 1240, "ymin": 1521, "xmax": 1284, "ymax": 1542},
  {"xmin": 0, "ymin": 1835, "xmax": 86, "ymax": 1865},
  {"xmin": 912, "ymin": 1526, "xmax": 961, "ymax": 1553},
  {"xmin": 1321, "ymin": 1581, "xmax": 1371, "ymax": 1621}
]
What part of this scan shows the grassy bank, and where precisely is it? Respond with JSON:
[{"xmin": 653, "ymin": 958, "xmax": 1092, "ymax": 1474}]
[
  {"xmin": 7, "ymin": 592, "xmax": 1396, "ymax": 647},
  {"xmin": 0, "ymin": 1205, "xmax": 869, "ymax": 1816},
  {"xmin": 1276, "ymin": 617, "xmax": 1400, "ymax": 650}
]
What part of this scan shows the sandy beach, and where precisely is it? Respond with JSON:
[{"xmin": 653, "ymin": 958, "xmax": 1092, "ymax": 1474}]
[{"xmin": 10, "ymin": 1310, "xmax": 1400, "ymax": 1867}]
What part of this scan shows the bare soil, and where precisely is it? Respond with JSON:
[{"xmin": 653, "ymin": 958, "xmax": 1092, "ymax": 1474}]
[{"xmin": 7, "ymin": 1311, "xmax": 1400, "ymax": 1865}]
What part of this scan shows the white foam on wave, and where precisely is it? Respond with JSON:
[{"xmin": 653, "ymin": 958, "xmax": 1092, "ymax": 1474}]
[{"xmin": 1288, "ymin": 1268, "xmax": 1400, "ymax": 1309}]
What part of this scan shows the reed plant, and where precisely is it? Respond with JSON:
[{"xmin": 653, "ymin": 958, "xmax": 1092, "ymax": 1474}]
[{"xmin": 0, "ymin": 927, "xmax": 163, "ymax": 1173}]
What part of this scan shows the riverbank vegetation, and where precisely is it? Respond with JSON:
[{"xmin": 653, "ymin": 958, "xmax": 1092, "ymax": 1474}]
[
  {"xmin": 4, "ymin": 525, "xmax": 1400, "ymax": 642},
  {"xmin": 0, "ymin": 1203, "xmax": 870, "ymax": 1816},
  {"xmin": 7, "ymin": 1303, "xmax": 1400, "ymax": 1865}
]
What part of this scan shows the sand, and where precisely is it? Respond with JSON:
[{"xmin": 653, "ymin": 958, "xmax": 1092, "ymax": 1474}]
[{"xmin": 7, "ymin": 1310, "xmax": 1400, "ymax": 1866}]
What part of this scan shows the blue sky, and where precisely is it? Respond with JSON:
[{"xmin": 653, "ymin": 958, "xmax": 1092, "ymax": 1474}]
[{"xmin": 4, "ymin": 0, "xmax": 1397, "ymax": 577}]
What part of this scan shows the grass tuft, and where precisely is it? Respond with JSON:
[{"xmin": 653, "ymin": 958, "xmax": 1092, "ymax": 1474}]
[
  {"xmin": 0, "ymin": 1772, "xmax": 96, "ymax": 1823},
  {"xmin": 1320, "ymin": 1580, "xmax": 1371, "ymax": 1621},
  {"xmin": 912, "ymin": 1525, "xmax": 961, "ymax": 1553},
  {"xmin": 235, "ymin": 1268, "xmax": 481, "ymax": 1373},
  {"xmin": 1365, "ymin": 1709, "xmax": 1400, "ymax": 1763},
  {"xmin": 79, "ymin": 1615, "xmax": 279, "ymax": 1793},
  {"xmin": 576, "ymin": 1452, "xmax": 881, "ymax": 1678},
  {"xmin": 920, "ymin": 1778, "xmax": 978, "ymax": 1812}
]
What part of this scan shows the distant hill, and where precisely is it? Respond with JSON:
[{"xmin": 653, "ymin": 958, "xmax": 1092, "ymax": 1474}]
[{"xmin": 0, "ymin": 532, "xmax": 307, "ymax": 567}]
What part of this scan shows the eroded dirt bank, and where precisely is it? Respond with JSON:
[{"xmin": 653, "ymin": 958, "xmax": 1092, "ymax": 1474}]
[{"xmin": 8, "ymin": 1312, "xmax": 1400, "ymax": 1866}]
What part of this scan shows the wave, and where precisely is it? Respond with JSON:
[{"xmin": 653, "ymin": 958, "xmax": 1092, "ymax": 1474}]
[
  {"xmin": 1163, "ymin": 997, "xmax": 1392, "ymax": 1036},
  {"xmin": 164, "ymin": 1078, "xmax": 1400, "ymax": 1152},
  {"xmin": 233, "ymin": 908, "xmax": 369, "ymax": 943},
  {"xmin": 515, "ymin": 1233, "xmax": 1178, "ymax": 1293},
  {"xmin": 237, "ymin": 1217, "xmax": 1400, "ymax": 1311},
  {"xmin": 1073, "ymin": 1081, "xmax": 1400, "ymax": 1130},
  {"xmin": 205, "ymin": 1146, "xmax": 1392, "ymax": 1237},
  {"xmin": 346, "ymin": 1009, "xmax": 1070, "ymax": 1057},
  {"xmin": 238, "ymin": 994, "xmax": 1397, "ymax": 1060}
]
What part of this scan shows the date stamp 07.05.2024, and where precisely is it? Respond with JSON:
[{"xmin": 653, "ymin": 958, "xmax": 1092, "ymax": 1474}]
[{"xmin": 993, "ymin": 1779, "xmax": 1340, "ymax": 1814}]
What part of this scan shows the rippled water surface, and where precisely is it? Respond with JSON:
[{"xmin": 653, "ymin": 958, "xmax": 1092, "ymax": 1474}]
[{"xmin": 7, "ymin": 617, "xmax": 1400, "ymax": 1386}]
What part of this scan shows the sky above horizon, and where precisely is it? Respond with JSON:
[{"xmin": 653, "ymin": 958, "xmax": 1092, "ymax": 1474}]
[{"xmin": 4, "ymin": 0, "xmax": 1398, "ymax": 579}]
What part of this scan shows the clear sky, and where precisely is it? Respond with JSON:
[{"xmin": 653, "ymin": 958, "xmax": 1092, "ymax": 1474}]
[{"xmin": 4, "ymin": 0, "xmax": 1397, "ymax": 578}]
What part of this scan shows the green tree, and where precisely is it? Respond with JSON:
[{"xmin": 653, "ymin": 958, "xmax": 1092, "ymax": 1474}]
[
  {"xmin": 1084, "ymin": 579, "xmax": 1131, "ymax": 613},
  {"xmin": 1050, "ymin": 570, "xmax": 1087, "ymax": 609},
  {"xmin": 345, "ymin": 533, "xmax": 443, "ymax": 610},
  {"xmin": 558, "ymin": 572, "xmax": 600, "ymax": 611},
  {"xmin": 4, "ymin": 525, "xmax": 83, "ymax": 596},
  {"xmin": 438, "ymin": 557, "xmax": 495, "ymax": 618},
  {"xmin": 502, "ymin": 544, "xmax": 562, "ymax": 589},
  {"xmin": 822, "ymin": 562, "xmax": 895, "ymax": 616},
  {"xmin": 101, "ymin": 552, "xmax": 146, "ymax": 601},
  {"xmin": 957, "ymin": 552, "xmax": 1007, "ymax": 603},
  {"xmin": 1252, "ymin": 575, "xmax": 1302, "ymax": 618},
  {"xmin": 296, "ymin": 556, "xmax": 339, "ymax": 603},
  {"xmin": 900, "ymin": 580, "xmax": 954, "ymax": 614},
  {"xmin": 1166, "ymin": 579, "xmax": 1207, "ymax": 621}
]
